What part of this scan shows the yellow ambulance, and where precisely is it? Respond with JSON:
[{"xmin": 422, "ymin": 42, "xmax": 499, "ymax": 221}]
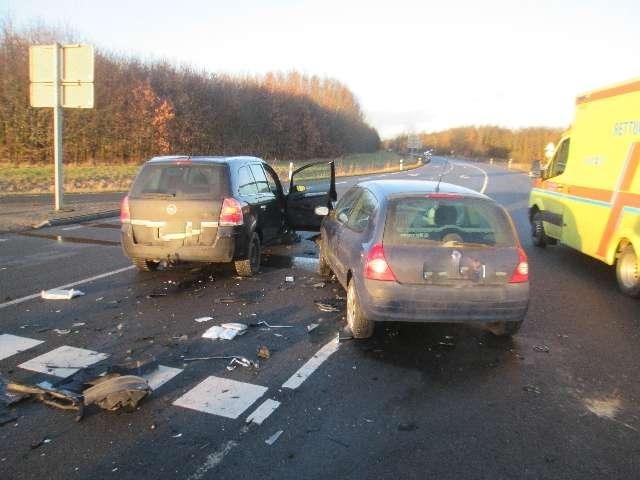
[{"xmin": 529, "ymin": 78, "xmax": 640, "ymax": 297}]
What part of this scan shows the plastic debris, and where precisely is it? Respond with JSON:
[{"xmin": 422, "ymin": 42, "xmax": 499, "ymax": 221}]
[
  {"xmin": 253, "ymin": 321, "xmax": 293, "ymax": 328},
  {"xmin": 533, "ymin": 344, "xmax": 550, "ymax": 353},
  {"xmin": 307, "ymin": 323, "xmax": 319, "ymax": 333},
  {"xmin": 226, "ymin": 357, "xmax": 258, "ymax": 371},
  {"xmin": 311, "ymin": 282, "xmax": 326, "ymax": 288},
  {"xmin": 315, "ymin": 301, "xmax": 340, "ymax": 312},
  {"xmin": 41, "ymin": 288, "xmax": 85, "ymax": 300},
  {"xmin": 172, "ymin": 433, "xmax": 183, "ymax": 438},
  {"xmin": 72, "ymin": 322, "xmax": 86, "ymax": 327},
  {"xmin": 53, "ymin": 329, "xmax": 71, "ymax": 335},
  {"xmin": 285, "ymin": 276, "xmax": 295, "ymax": 282},
  {"xmin": 265, "ymin": 430, "xmax": 284, "ymax": 445},
  {"xmin": 523, "ymin": 385, "xmax": 541, "ymax": 394},
  {"xmin": 202, "ymin": 323, "xmax": 248, "ymax": 340},
  {"xmin": 194, "ymin": 316, "xmax": 213, "ymax": 323},
  {"xmin": 257, "ymin": 346, "xmax": 270, "ymax": 359},
  {"xmin": 82, "ymin": 375, "xmax": 151, "ymax": 412}
]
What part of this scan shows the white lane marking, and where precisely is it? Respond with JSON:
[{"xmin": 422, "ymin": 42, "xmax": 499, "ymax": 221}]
[
  {"xmin": 61, "ymin": 225, "xmax": 83, "ymax": 231},
  {"xmin": 0, "ymin": 265, "xmax": 135, "ymax": 310},
  {"xmin": 336, "ymin": 181, "xmax": 348, "ymax": 185},
  {"xmin": 452, "ymin": 161, "xmax": 489, "ymax": 194},
  {"xmin": 142, "ymin": 365, "xmax": 183, "ymax": 390},
  {"xmin": 19, "ymin": 345, "xmax": 109, "ymax": 378},
  {"xmin": 0, "ymin": 238, "xmax": 8, "ymax": 242},
  {"xmin": 407, "ymin": 173, "xmax": 420, "ymax": 177},
  {"xmin": 282, "ymin": 336, "xmax": 339, "ymax": 389},
  {"xmin": 173, "ymin": 376, "xmax": 267, "ymax": 419},
  {"xmin": 0, "ymin": 334, "xmax": 44, "ymax": 361},
  {"xmin": 245, "ymin": 398, "xmax": 281, "ymax": 425},
  {"xmin": 188, "ymin": 440, "xmax": 238, "ymax": 480}
]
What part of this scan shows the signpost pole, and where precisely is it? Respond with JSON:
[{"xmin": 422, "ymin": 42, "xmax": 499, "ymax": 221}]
[{"xmin": 53, "ymin": 43, "xmax": 64, "ymax": 211}]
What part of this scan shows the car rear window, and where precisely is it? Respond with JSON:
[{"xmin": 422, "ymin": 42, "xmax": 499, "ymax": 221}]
[
  {"xmin": 130, "ymin": 164, "xmax": 228, "ymax": 199},
  {"xmin": 384, "ymin": 196, "xmax": 516, "ymax": 247}
]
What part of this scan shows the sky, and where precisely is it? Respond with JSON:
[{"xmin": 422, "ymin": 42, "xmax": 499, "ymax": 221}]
[{"xmin": 2, "ymin": 0, "xmax": 639, "ymax": 138}]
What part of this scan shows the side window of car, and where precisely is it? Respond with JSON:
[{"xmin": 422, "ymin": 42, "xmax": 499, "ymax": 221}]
[
  {"xmin": 238, "ymin": 166, "xmax": 258, "ymax": 196},
  {"xmin": 250, "ymin": 164, "xmax": 271, "ymax": 195},
  {"xmin": 546, "ymin": 139, "xmax": 570, "ymax": 179},
  {"xmin": 347, "ymin": 190, "xmax": 378, "ymax": 232},
  {"xmin": 262, "ymin": 166, "xmax": 280, "ymax": 195},
  {"xmin": 334, "ymin": 187, "xmax": 361, "ymax": 224}
]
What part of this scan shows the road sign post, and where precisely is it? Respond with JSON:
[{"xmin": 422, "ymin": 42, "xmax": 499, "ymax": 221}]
[{"xmin": 29, "ymin": 43, "xmax": 94, "ymax": 211}]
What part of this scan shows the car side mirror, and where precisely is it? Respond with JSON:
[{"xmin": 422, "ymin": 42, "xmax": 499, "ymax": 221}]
[{"xmin": 315, "ymin": 206, "xmax": 329, "ymax": 216}]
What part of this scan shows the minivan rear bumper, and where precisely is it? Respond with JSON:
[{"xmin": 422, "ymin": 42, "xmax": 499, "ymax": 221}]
[
  {"xmin": 358, "ymin": 278, "xmax": 529, "ymax": 323},
  {"xmin": 121, "ymin": 224, "xmax": 244, "ymax": 263}
]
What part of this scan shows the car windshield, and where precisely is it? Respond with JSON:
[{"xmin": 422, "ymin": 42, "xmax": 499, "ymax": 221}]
[
  {"xmin": 383, "ymin": 196, "xmax": 516, "ymax": 247},
  {"xmin": 130, "ymin": 164, "xmax": 227, "ymax": 199}
]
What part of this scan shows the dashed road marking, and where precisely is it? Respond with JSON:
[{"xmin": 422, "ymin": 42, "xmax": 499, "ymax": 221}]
[
  {"xmin": 452, "ymin": 161, "xmax": 489, "ymax": 194},
  {"xmin": 282, "ymin": 336, "xmax": 339, "ymax": 389},
  {"xmin": 173, "ymin": 376, "xmax": 267, "ymax": 419},
  {"xmin": 142, "ymin": 365, "xmax": 183, "ymax": 390},
  {"xmin": 245, "ymin": 398, "xmax": 280, "ymax": 425},
  {"xmin": 0, "ymin": 334, "xmax": 44, "ymax": 361},
  {"xmin": 0, "ymin": 265, "xmax": 135, "ymax": 310},
  {"xmin": 61, "ymin": 225, "xmax": 83, "ymax": 231},
  {"xmin": 19, "ymin": 345, "xmax": 109, "ymax": 378}
]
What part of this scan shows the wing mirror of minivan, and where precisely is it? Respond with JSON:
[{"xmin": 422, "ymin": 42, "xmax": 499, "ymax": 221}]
[{"xmin": 314, "ymin": 206, "xmax": 329, "ymax": 216}]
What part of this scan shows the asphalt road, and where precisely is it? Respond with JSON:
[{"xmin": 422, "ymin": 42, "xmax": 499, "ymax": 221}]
[{"xmin": 0, "ymin": 158, "xmax": 638, "ymax": 479}]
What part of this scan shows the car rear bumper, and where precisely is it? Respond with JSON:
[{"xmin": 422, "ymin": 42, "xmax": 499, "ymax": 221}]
[
  {"xmin": 121, "ymin": 224, "xmax": 244, "ymax": 263},
  {"xmin": 358, "ymin": 278, "xmax": 529, "ymax": 323}
]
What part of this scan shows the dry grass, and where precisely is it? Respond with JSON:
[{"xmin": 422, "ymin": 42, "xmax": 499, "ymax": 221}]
[{"xmin": 1, "ymin": 152, "xmax": 421, "ymax": 195}]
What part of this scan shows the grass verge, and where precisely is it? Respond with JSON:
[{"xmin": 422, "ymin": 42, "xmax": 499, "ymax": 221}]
[{"xmin": 1, "ymin": 152, "xmax": 421, "ymax": 195}]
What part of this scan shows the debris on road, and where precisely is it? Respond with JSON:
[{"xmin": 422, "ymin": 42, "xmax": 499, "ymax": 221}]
[
  {"xmin": 314, "ymin": 301, "xmax": 340, "ymax": 312},
  {"xmin": 253, "ymin": 321, "xmax": 293, "ymax": 329},
  {"xmin": 83, "ymin": 375, "xmax": 151, "ymax": 412},
  {"xmin": 265, "ymin": 430, "xmax": 284, "ymax": 445},
  {"xmin": 285, "ymin": 276, "xmax": 295, "ymax": 283},
  {"xmin": 172, "ymin": 433, "xmax": 183, "ymax": 438},
  {"xmin": 72, "ymin": 322, "xmax": 86, "ymax": 327},
  {"xmin": 523, "ymin": 385, "xmax": 541, "ymax": 394},
  {"xmin": 194, "ymin": 316, "xmax": 213, "ymax": 323},
  {"xmin": 311, "ymin": 282, "xmax": 326, "ymax": 288},
  {"xmin": 307, "ymin": 323, "xmax": 319, "ymax": 333},
  {"xmin": 182, "ymin": 355, "xmax": 259, "ymax": 370},
  {"xmin": 53, "ymin": 328, "xmax": 71, "ymax": 335},
  {"xmin": 30, "ymin": 437, "xmax": 52, "ymax": 449},
  {"xmin": 202, "ymin": 323, "xmax": 248, "ymax": 340},
  {"xmin": 41, "ymin": 288, "xmax": 85, "ymax": 300},
  {"xmin": 257, "ymin": 345, "xmax": 270, "ymax": 359},
  {"xmin": 533, "ymin": 344, "xmax": 550, "ymax": 353}
]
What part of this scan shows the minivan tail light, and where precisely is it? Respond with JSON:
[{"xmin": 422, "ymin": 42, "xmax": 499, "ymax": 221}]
[
  {"xmin": 509, "ymin": 247, "xmax": 529, "ymax": 283},
  {"xmin": 219, "ymin": 197, "xmax": 244, "ymax": 226},
  {"xmin": 364, "ymin": 243, "xmax": 397, "ymax": 282},
  {"xmin": 120, "ymin": 195, "xmax": 130, "ymax": 223}
]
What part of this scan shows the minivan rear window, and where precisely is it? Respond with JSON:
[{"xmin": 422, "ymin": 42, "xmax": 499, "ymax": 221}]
[
  {"xmin": 130, "ymin": 164, "xmax": 228, "ymax": 199},
  {"xmin": 384, "ymin": 196, "xmax": 516, "ymax": 247}
]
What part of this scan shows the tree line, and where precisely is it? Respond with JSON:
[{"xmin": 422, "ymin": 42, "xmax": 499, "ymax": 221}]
[
  {"xmin": 0, "ymin": 23, "xmax": 380, "ymax": 165},
  {"xmin": 387, "ymin": 126, "xmax": 564, "ymax": 164}
]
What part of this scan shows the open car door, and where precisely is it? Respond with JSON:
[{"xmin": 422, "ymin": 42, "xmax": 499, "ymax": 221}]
[{"xmin": 286, "ymin": 161, "xmax": 337, "ymax": 231}]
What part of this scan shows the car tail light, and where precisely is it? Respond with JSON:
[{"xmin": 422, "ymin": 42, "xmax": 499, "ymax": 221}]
[
  {"xmin": 509, "ymin": 247, "xmax": 529, "ymax": 283},
  {"xmin": 364, "ymin": 243, "xmax": 397, "ymax": 282},
  {"xmin": 427, "ymin": 193, "xmax": 464, "ymax": 199},
  {"xmin": 120, "ymin": 195, "xmax": 130, "ymax": 223},
  {"xmin": 219, "ymin": 197, "xmax": 244, "ymax": 226}
]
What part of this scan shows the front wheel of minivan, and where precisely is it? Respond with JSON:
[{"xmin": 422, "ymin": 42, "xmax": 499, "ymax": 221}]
[
  {"xmin": 235, "ymin": 233, "xmax": 261, "ymax": 277},
  {"xmin": 346, "ymin": 279, "xmax": 374, "ymax": 339}
]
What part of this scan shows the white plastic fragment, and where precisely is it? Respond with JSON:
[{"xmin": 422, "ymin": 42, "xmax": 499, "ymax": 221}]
[
  {"xmin": 202, "ymin": 323, "xmax": 248, "ymax": 340},
  {"xmin": 285, "ymin": 276, "xmax": 294, "ymax": 282},
  {"xmin": 41, "ymin": 288, "xmax": 85, "ymax": 300},
  {"xmin": 265, "ymin": 430, "xmax": 284, "ymax": 445},
  {"xmin": 194, "ymin": 316, "xmax": 214, "ymax": 323}
]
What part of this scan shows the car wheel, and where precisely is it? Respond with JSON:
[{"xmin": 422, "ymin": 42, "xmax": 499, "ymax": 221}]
[
  {"xmin": 235, "ymin": 233, "xmax": 261, "ymax": 277},
  {"xmin": 318, "ymin": 240, "xmax": 332, "ymax": 279},
  {"xmin": 133, "ymin": 258, "xmax": 159, "ymax": 272},
  {"xmin": 531, "ymin": 212, "xmax": 548, "ymax": 248},
  {"xmin": 346, "ymin": 278, "xmax": 374, "ymax": 339},
  {"xmin": 487, "ymin": 320, "xmax": 522, "ymax": 337},
  {"xmin": 616, "ymin": 245, "xmax": 640, "ymax": 298}
]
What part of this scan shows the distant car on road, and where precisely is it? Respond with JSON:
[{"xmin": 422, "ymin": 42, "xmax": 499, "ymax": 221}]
[
  {"xmin": 317, "ymin": 180, "xmax": 529, "ymax": 338},
  {"xmin": 121, "ymin": 155, "xmax": 336, "ymax": 276}
]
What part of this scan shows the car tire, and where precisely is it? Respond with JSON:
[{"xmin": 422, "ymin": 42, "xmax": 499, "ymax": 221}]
[
  {"xmin": 133, "ymin": 258, "xmax": 159, "ymax": 272},
  {"xmin": 531, "ymin": 212, "xmax": 548, "ymax": 248},
  {"xmin": 616, "ymin": 245, "xmax": 640, "ymax": 298},
  {"xmin": 346, "ymin": 278, "xmax": 374, "ymax": 339},
  {"xmin": 318, "ymin": 240, "xmax": 332, "ymax": 279},
  {"xmin": 235, "ymin": 233, "xmax": 261, "ymax": 277},
  {"xmin": 487, "ymin": 320, "xmax": 522, "ymax": 337}
]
